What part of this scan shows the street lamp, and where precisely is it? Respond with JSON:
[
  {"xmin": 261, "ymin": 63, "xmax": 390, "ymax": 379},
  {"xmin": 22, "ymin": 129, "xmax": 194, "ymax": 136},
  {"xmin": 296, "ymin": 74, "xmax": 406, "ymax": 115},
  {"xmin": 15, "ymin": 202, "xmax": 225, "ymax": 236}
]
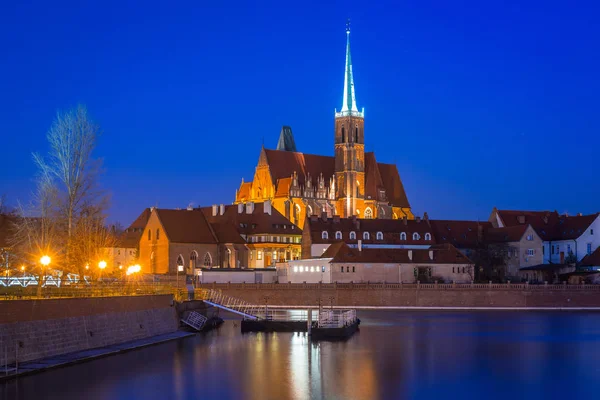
[
  {"xmin": 21, "ymin": 265, "xmax": 25, "ymax": 276},
  {"xmin": 98, "ymin": 260, "xmax": 107, "ymax": 283},
  {"xmin": 40, "ymin": 255, "xmax": 51, "ymax": 290},
  {"xmin": 177, "ymin": 263, "xmax": 184, "ymax": 288}
]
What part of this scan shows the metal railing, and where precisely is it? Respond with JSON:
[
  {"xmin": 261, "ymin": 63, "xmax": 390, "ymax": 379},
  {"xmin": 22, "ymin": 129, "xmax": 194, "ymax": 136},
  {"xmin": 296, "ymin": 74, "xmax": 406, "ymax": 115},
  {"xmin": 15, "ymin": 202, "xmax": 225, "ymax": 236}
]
[{"xmin": 318, "ymin": 309, "xmax": 357, "ymax": 328}]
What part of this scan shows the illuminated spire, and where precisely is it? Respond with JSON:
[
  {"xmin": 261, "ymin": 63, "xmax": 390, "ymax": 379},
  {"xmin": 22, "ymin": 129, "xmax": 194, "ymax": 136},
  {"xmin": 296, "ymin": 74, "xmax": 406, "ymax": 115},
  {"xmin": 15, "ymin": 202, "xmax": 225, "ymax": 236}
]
[{"xmin": 337, "ymin": 20, "xmax": 363, "ymax": 118}]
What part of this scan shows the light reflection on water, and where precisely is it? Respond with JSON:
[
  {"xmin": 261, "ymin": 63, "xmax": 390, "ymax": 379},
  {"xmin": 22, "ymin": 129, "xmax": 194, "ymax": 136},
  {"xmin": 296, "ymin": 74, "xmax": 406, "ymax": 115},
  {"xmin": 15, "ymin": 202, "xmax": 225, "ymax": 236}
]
[{"xmin": 2, "ymin": 310, "xmax": 600, "ymax": 400}]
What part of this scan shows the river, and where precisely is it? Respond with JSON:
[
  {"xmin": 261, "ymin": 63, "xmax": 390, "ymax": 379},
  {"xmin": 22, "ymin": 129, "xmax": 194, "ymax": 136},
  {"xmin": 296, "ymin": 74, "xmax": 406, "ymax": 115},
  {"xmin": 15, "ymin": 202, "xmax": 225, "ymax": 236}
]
[{"xmin": 2, "ymin": 310, "xmax": 600, "ymax": 399}]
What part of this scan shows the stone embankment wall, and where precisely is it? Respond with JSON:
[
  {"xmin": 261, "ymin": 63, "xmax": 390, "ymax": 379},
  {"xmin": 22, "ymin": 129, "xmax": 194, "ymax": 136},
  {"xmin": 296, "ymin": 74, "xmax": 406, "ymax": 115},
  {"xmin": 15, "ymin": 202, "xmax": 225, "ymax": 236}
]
[
  {"xmin": 0, "ymin": 295, "xmax": 178, "ymax": 365},
  {"xmin": 196, "ymin": 283, "xmax": 600, "ymax": 308}
]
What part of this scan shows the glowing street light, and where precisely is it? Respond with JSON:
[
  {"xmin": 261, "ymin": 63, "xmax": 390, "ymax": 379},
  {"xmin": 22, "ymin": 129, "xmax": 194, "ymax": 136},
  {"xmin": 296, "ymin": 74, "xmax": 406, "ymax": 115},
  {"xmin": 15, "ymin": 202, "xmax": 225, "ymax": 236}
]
[
  {"xmin": 98, "ymin": 260, "xmax": 107, "ymax": 269},
  {"xmin": 177, "ymin": 263, "xmax": 184, "ymax": 287},
  {"xmin": 40, "ymin": 255, "xmax": 51, "ymax": 266},
  {"xmin": 126, "ymin": 264, "xmax": 141, "ymax": 276}
]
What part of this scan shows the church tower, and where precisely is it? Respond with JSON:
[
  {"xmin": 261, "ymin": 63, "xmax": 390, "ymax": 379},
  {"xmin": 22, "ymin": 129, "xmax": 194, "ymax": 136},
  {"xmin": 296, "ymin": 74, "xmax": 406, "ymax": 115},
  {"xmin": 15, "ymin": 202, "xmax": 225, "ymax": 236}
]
[{"xmin": 334, "ymin": 21, "xmax": 365, "ymax": 218}]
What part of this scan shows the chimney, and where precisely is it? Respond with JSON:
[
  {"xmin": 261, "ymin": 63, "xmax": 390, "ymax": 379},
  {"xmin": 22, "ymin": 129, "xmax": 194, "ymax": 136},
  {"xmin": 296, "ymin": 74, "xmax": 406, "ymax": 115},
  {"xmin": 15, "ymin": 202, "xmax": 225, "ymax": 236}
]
[
  {"xmin": 424, "ymin": 212, "xmax": 429, "ymax": 222},
  {"xmin": 264, "ymin": 200, "xmax": 272, "ymax": 215},
  {"xmin": 212, "ymin": 205, "xmax": 218, "ymax": 216},
  {"xmin": 238, "ymin": 203, "xmax": 244, "ymax": 213},
  {"xmin": 321, "ymin": 212, "xmax": 328, "ymax": 222},
  {"xmin": 517, "ymin": 215, "xmax": 526, "ymax": 224},
  {"xmin": 416, "ymin": 216, "xmax": 421, "ymax": 223},
  {"xmin": 187, "ymin": 204, "xmax": 193, "ymax": 211},
  {"xmin": 358, "ymin": 239, "xmax": 362, "ymax": 252},
  {"xmin": 408, "ymin": 250, "xmax": 413, "ymax": 261},
  {"xmin": 429, "ymin": 250, "xmax": 434, "ymax": 260},
  {"xmin": 403, "ymin": 215, "xmax": 408, "ymax": 225},
  {"xmin": 219, "ymin": 204, "xmax": 225, "ymax": 215},
  {"xmin": 577, "ymin": 212, "xmax": 582, "ymax": 217},
  {"xmin": 246, "ymin": 202, "xmax": 254, "ymax": 214}
]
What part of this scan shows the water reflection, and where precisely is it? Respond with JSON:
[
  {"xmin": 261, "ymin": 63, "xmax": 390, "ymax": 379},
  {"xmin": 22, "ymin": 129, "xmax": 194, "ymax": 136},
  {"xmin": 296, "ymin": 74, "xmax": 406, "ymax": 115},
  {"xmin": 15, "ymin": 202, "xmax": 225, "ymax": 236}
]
[{"xmin": 2, "ymin": 311, "xmax": 600, "ymax": 400}]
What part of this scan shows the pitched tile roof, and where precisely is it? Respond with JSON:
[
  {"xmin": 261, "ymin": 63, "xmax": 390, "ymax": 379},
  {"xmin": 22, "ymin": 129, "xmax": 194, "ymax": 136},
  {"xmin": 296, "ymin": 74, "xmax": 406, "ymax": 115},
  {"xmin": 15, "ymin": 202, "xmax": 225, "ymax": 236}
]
[
  {"xmin": 118, "ymin": 208, "xmax": 151, "ymax": 248},
  {"xmin": 485, "ymin": 225, "xmax": 529, "ymax": 244},
  {"xmin": 496, "ymin": 209, "xmax": 599, "ymax": 241},
  {"xmin": 324, "ymin": 242, "xmax": 472, "ymax": 264},
  {"xmin": 430, "ymin": 220, "xmax": 491, "ymax": 249},
  {"xmin": 580, "ymin": 247, "xmax": 600, "ymax": 267},
  {"xmin": 155, "ymin": 209, "xmax": 219, "ymax": 244},
  {"xmin": 261, "ymin": 149, "xmax": 410, "ymax": 208},
  {"xmin": 306, "ymin": 216, "xmax": 435, "ymax": 245}
]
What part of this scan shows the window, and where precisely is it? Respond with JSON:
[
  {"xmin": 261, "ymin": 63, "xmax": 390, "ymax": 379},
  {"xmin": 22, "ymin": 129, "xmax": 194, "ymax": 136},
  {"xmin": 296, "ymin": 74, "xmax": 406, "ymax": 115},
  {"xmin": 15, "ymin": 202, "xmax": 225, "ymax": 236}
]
[
  {"xmin": 350, "ymin": 231, "xmax": 356, "ymax": 240},
  {"xmin": 257, "ymin": 251, "xmax": 263, "ymax": 260},
  {"xmin": 203, "ymin": 253, "xmax": 212, "ymax": 267},
  {"xmin": 156, "ymin": 229, "xmax": 160, "ymax": 240},
  {"xmin": 322, "ymin": 231, "xmax": 329, "ymax": 240},
  {"xmin": 425, "ymin": 233, "xmax": 431, "ymax": 241},
  {"xmin": 117, "ymin": 250, "xmax": 121, "ymax": 255},
  {"xmin": 148, "ymin": 230, "xmax": 151, "ymax": 240},
  {"xmin": 556, "ymin": 245, "xmax": 560, "ymax": 253},
  {"xmin": 527, "ymin": 249, "xmax": 534, "ymax": 256},
  {"xmin": 355, "ymin": 126, "xmax": 358, "ymax": 142},
  {"xmin": 346, "ymin": 266, "xmax": 350, "ymax": 272},
  {"xmin": 335, "ymin": 231, "xmax": 342, "ymax": 240},
  {"xmin": 363, "ymin": 232, "xmax": 370, "ymax": 240},
  {"xmin": 587, "ymin": 243, "xmax": 592, "ymax": 255},
  {"xmin": 177, "ymin": 255, "xmax": 184, "ymax": 268},
  {"xmin": 376, "ymin": 232, "xmax": 383, "ymax": 240},
  {"xmin": 453, "ymin": 267, "xmax": 455, "ymax": 273},
  {"xmin": 567, "ymin": 244, "xmax": 571, "ymax": 253},
  {"xmin": 322, "ymin": 266, "xmax": 326, "ymax": 273},
  {"xmin": 250, "ymin": 251, "xmax": 253, "ymax": 260},
  {"xmin": 462, "ymin": 267, "xmax": 465, "ymax": 273},
  {"xmin": 413, "ymin": 233, "xmax": 420, "ymax": 240},
  {"xmin": 190, "ymin": 251, "xmax": 198, "ymax": 269},
  {"xmin": 341, "ymin": 126, "xmax": 345, "ymax": 142},
  {"xmin": 400, "ymin": 232, "xmax": 407, "ymax": 241},
  {"xmin": 526, "ymin": 234, "xmax": 533, "ymax": 241},
  {"xmin": 364, "ymin": 208, "xmax": 373, "ymax": 219},
  {"xmin": 591, "ymin": 229, "xmax": 594, "ymax": 235},
  {"xmin": 352, "ymin": 266, "xmax": 355, "ymax": 273},
  {"xmin": 341, "ymin": 266, "xmax": 344, "ymax": 273}
]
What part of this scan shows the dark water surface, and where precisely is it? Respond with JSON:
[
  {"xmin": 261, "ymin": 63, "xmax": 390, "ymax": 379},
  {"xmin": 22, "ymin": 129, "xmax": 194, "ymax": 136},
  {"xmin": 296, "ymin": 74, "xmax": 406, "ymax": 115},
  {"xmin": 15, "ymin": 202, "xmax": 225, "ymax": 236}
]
[{"xmin": 2, "ymin": 310, "xmax": 600, "ymax": 400}]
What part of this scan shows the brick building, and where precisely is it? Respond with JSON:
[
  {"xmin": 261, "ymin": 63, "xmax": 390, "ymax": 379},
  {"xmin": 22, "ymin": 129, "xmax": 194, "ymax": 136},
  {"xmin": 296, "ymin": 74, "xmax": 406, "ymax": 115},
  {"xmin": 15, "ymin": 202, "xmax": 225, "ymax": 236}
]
[{"xmin": 234, "ymin": 23, "xmax": 413, "ymax": 229}]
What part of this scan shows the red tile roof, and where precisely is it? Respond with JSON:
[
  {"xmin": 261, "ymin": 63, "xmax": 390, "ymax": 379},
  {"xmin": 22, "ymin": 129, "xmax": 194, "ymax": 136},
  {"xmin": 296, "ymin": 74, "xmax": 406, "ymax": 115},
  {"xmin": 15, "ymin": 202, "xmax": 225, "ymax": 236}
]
[
  {"xmin": 306, "ymin": 216, "xmax": 435, "ymax": 245},
  {"xmin": 118, "ymin": 208, "xmax": 151, "ymax": 248},
  {"xmin": 261, "ymin": 149, "xmax": 410, "ymax": 208},
  {"xmin": 580, "ymin": 247, "xmax": 600, "ymax": 267},
  {"xmin": 324, "ymin": 242, "xmax": 472, "ymax": 264},
  {"xmin": 485, "ymin": 225, "xmax": 529, "ymax": 244},
  {"xmin": 430, "ymin": 220, "xmax": 491, "ymax": 249},
  {"xmin": 496, "ymin": 210, "xmax": 599, "ymax": 241}
]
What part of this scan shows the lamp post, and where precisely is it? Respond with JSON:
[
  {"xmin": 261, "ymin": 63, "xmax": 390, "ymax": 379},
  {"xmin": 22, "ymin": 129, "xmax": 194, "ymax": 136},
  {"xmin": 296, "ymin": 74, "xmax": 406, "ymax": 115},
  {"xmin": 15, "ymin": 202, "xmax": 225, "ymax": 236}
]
[
  {"xmin": 40, "ymin": 255, "xmax": 51, "ymax": 294},
  {"xmin": 177, "ymin": 263, "xmax": 184, "ymax": 288},
  {"xmin": 98, "ymin": 260, "xmax": 106, "ymax": 283}
]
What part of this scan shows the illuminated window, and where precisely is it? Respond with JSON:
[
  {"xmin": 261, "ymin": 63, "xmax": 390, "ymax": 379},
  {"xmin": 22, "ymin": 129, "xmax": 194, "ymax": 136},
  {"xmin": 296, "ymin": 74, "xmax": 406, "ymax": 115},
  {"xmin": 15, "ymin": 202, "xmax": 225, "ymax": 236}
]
[
  {"xmin": 310, "ymin": 266, "xmax": 314, "ymax": 272},
  {"xmin": 350, "ymin": 231, "xmax": 356, "ymax": 240},
  {"xmin": 425, "ymin": 233, "xmax": 431, "ymax": 241},
  {"xmin": 376, "ymin": 232, "xmax": 383, "ymax": 240},
  {"xmin": 190, "ymin": 251, "xmax": 198, "ymax": 268},
  {"xmin": 322, "ymin": 231, "xmax": 329, "ymax": 239},
  {"xmin": 363, "ymin": 232, "xmax": 370, "ymax": 240},
  {"xmin": 294, "ymin": 266, "xmax": 298, "ymax": 272},
  {"xmin": 400, "ymin": 232, "xmax": 407, "ymax": 241},
  {"xmin": 335, "ymin": 231, "xmax": 342, "ymax": 240},
  {"xmin": 364, "ymin": 208, "xmax": 373, "ymax": 219},
  {"xmin": 257, "ymin": 251, "xmax": 263, "ymax": 260}
]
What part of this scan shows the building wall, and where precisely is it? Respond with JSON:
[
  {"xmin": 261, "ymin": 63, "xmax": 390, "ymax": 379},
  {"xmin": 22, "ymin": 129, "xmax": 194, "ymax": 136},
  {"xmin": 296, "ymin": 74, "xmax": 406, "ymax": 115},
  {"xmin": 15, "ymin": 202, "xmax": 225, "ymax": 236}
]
[
  {"xmin": 138, "ymin": 211, "xmax": 170, "ymax": 274},
  {"xmin": 286, "ymin": 259, "xmax": 333, "ymax": 283},
  {"xmin": 168, "ymin": 242, "xmax": 219, "ymax": 275},
  {"xmin": 106, "ymin": 247, "xmax": 137, "ymax": 270},
  {"xmin": 0, "ymin": 295, "xmax": 177, "ymax": 365},
  {"xmin": 545, "ymin": 217, "xmax": 599, "ymax": 264},
  {"xmin": 329, "ymin": 262, "xmax": 473, "ymax": 284}
]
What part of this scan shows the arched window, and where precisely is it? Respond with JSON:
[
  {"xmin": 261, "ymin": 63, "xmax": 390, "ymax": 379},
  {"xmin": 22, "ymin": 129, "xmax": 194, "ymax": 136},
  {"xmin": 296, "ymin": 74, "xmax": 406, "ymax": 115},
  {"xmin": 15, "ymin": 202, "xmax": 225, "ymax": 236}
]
[
  {"xmin": 147, "ymin": 230, "xmax": 151, "ymax": 240},
  {"xmin": 176, "ymin": 255, "xmax": 184, "ymax": 267},
  {"xmin": 376, "ymin": 232, "xmax": 383, "ymax": 240},
  {"xmin": 335, "ymin": 231, "xmax": 342, "ymax": 240},
  {"xmin": 413, "ymin": 233, "xmax": 420, "ymax": 240},
  {"xmin": 341, "ymin": 126, "xmax": 345, "ymax": 142},
  {"xmin": 307, "ymin": 205, "xmax": 313, "ymax": 216},
  {"xmin": 203, "ymin": 253, "xmax": 212, "ymax": 267},
  {"xmin": 355, "ymin": 126, "xmax": 358, "ymax": 142},
  {"xmin": 425, "ymin": 233, "xmax": 432, "ymax": 241},
  {"xmin": 349, "ymin": 231, "xmax": 356, "ymax": 240},
  {"xmin": 363, "ymin": 232, "xmax": 370, "ymax": 240},
  {"xmin": 322, "ymin": 231, "xmax": 329, "ymax": 240},
  {"xmin": 364, "ymin": 208, "xmax": 373, "ymax": 219},
  {"xmin": 156, "ymin": 229, "xmax": 160, "ymax": 240},
  {"xmin": 190, "ymin": 251, "xmax": 198, "ymax": 269},
  {"xmin": 400, "ymin": 232, "xmax": 407, "ymax": 241}
]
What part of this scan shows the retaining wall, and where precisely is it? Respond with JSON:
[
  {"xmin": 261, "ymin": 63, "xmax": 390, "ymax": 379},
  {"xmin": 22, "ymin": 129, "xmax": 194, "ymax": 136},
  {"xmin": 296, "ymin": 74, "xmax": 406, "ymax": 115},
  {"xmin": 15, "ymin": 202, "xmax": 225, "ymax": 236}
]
[
  {"xmin": 195, "ymin": 283, "xmax": 600, "ymax": 308},
  {"xmin": 0, "ymin": 295, "xmax": 178, "ymax": 365}
]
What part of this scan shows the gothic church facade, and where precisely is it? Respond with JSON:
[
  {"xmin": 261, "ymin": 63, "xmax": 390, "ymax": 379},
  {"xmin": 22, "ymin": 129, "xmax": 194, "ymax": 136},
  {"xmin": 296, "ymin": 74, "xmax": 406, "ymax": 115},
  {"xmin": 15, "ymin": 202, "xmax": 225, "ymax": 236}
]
[{"xmin": 235, "ymin": 24, "xmax": 413, "ymax": 229}]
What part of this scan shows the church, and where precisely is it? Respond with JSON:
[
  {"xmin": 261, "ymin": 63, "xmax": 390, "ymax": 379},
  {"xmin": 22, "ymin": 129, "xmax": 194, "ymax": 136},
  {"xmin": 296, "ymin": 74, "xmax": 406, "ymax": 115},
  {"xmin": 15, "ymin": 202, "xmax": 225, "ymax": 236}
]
[{"xmin": 235, "ymin": 23, "xmax": 413, "ymax": 229}]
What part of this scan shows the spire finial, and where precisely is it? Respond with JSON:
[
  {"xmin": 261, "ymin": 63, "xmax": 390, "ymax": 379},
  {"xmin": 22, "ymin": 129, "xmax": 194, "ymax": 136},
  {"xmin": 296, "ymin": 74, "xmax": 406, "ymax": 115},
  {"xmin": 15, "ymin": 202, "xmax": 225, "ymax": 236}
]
[
  {"xmin": 346, "ymin": 18, "xmax": 350, "ymax": 34},
  {"xmin": 338, "ymin": 19, "xmax": 360, "ymax": 117}
]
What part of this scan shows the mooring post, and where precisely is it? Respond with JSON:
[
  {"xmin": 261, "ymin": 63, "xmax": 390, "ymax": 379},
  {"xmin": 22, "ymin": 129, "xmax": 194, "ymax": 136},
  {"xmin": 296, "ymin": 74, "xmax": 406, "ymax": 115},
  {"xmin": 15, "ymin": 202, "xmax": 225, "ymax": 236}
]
[{"xmin": 307, "ymin": 308, "xmax": 312, "ymax": 335}]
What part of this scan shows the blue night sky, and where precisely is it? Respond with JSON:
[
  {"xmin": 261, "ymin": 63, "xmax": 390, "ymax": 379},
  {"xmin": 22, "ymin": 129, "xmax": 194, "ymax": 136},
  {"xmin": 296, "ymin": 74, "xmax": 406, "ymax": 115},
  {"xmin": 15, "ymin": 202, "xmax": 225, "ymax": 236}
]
[{"xmin": 0, "ymin": 0, "xmax": 598, "ymax": 225}]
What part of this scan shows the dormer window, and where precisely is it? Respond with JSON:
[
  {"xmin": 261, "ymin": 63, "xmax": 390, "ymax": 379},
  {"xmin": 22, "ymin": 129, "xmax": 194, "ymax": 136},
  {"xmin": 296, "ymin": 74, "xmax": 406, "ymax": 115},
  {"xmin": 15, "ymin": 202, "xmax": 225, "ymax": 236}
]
[
  {"xmin": 425, "ymin": 233, "xmax": 431, "ymax": 241},
  {"xmin": 335, "ymin": 231, "xmax": 342, "ymax": 240},
  {"xmin": 322, "ymin": 231, "xmax": 329, "ymax": 240},
  {"xmin": 376, "ymin": 232, "xmax": 383, "ymax": 240},
  {"xmin": 413, "ymin": 233, "xmax": 420, "ymax": 240},
  {"xmin": 400, "ymin": 232, "xmax": 407, "ymax": 241},
  {"xmin": 349, "ymin": 231, "xmax": 356, "ymax": 240},
  {"xmin": 363, "ymin": 232, "xmax": 370, "ymax": 240}
]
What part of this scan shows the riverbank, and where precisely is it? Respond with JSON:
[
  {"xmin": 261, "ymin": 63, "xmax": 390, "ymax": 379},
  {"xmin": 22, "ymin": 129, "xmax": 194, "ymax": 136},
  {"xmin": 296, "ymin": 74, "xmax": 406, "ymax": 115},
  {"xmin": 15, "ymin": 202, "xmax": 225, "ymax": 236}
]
[{"xmin": 0, "ymin": 330, "xmax": 195, "ymax": 381}]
